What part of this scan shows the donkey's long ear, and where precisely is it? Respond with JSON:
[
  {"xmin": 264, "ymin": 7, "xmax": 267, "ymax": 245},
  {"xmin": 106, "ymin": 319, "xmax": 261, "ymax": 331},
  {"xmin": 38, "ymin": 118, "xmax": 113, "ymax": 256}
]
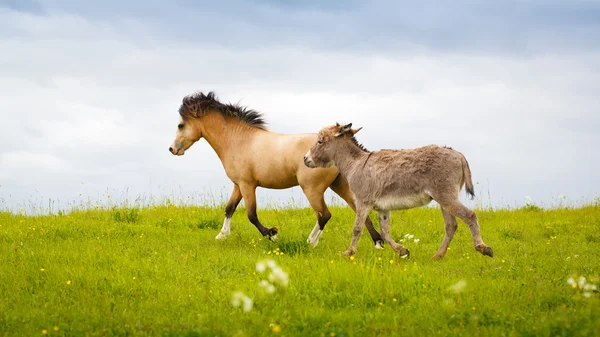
[
  {"xmin": 335, "ymin": 123, "xmax": 353, "ymax": 137},
  {"xmin": 350, "ymin": 127, "xmax": 363, "ymax": 135}
]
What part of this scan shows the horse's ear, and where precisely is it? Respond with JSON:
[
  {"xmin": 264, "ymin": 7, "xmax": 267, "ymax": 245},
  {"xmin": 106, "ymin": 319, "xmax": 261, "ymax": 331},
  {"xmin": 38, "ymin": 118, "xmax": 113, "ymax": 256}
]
[{"xmin": 335, "ymin": 123, "xmax": 353, "ymax": 137}]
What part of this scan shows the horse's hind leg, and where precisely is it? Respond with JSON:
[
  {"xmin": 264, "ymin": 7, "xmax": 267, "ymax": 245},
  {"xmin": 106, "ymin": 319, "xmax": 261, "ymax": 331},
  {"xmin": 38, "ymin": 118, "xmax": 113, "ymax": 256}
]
[
  {"xmin": 432, "ymin": 207, "xmax": 458, "ymax": 260},
  {"xmin": 216, "ymin": 184, "xmax": 242, "ymax": 240},
  {"xmin": 239, "ymin": 183, "xmax": 278, "ymax": 239},
  {"xmin": 302, "ymin": 187, "xmax": 331, "ymax": 248},
  {"xmin": 330, "ymin": 175, "xmax": 384, "ymax": 249},
  {"xmin": 377, "ymin": 210, "xmax": 410, "ymax": 258},
  {"xmin": 438, "ymin": 198, "xmax": 493, "ymax": 258}
]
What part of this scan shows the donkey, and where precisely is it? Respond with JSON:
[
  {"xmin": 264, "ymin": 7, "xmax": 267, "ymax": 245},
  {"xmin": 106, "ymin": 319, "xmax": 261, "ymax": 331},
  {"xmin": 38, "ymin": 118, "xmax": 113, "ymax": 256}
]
[
  {"xmin": 168, "ymin": 92, "xmax": 384, "ymax": 248},
  {"xmin": 303, "ymin": 123, "xmax": 494, "ymax": 259}
]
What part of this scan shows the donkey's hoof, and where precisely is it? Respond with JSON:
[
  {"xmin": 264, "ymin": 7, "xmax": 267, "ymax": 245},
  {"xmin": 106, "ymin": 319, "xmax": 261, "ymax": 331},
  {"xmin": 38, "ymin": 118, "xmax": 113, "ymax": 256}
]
[
  {"xmin": 432, "ymin": 253, "xmax": 444, "ymax": 260},
  {"xmin": 483, "ymin": 246, "xmax": 494, "ymax": 258},
  {"xmin": 399, "ymin": 248, "xmax": 410, "ymax": 259},
  {"xmin": 374, "ymin": 240, "xmax": 384, "ymax": 250},
  {"xmin": 343, "ymin": 249, "xmax": 355, "ymax": 257}
]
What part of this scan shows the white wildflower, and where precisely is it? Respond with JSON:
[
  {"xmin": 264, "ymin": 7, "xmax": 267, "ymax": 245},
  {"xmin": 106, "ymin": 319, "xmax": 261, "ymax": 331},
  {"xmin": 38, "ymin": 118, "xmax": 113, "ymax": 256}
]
[
  {"xmin": 448, "ymin": 280, "xmax": 467, "ymax": 294},
  {"xmin": 567, "ymin": 277, "xmax": 577, "ymax": 288},
  {"xmin": 583, "ymin": 284, "xmax": 597, "ymax": 292},
  {"xmin": 584, "ymin": 292, "xmax": 592, "ymax": 298},
  {"xmin": 259, "ymin": 280, "xmax": 276, "ymax": 294},
  {"xmin": 578, "ymin": 276, "xmax": 586, "ymax": 289},
  {"xmin": 414, "ymin": 238, "xmax": 420, "ymax": 243},
  {"xmin": 266, "ymin": 259, "xmax": 277, "ymax": 269},
  {"xmin": 231, "ymin": 291, "xmax": 253, "ymax": 312},
  {"xmin": 268, "ymin": 267, "xmax": 289, "ymax": 287},
  {"xmin": 256, "ymin": 262, "xmax": 267, "ymax": 273}
]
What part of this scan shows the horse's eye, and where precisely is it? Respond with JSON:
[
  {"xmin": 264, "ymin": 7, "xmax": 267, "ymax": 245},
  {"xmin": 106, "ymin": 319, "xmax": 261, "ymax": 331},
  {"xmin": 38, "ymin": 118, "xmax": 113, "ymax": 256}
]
[{"xmin": 178, "ymin": 124, "xmax": 184, "ymax": 130}]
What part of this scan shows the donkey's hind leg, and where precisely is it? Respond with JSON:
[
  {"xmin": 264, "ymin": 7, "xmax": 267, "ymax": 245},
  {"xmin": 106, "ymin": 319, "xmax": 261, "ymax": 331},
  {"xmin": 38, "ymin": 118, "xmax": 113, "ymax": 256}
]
[
  {"xmin": 377, "ymin": 210, "xmax": 410, "ymax": 258},
  {"xmin": 440, "ymin": 200, "xmax": 493, "ymax": 258},
  {"xmin": 239, "ymin": 183, "xmax": 278, "ymax": 239},
  {"xmin": 216, "ymin": 184, "xmax": 242, "ymax": 240},
  {"xmin": 432, "ymin": 207, "xmax": 458, "ymax": 260},
  {"xmin": 330, "ymin": 175, "xmax": 384, "ymax": 249},
  {"xmin": 302, "ymin": 187, "xmax": 332, "ymax": 248}
]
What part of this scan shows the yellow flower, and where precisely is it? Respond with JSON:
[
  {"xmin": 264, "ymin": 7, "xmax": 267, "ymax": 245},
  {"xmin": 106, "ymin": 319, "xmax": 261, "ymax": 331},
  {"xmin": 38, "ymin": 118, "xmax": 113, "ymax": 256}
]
[
  {"xmin": 389, "ymin": 260, "xmax": 394, "ymax": 264},
  {"xmin": 271, "ymin": 324, "xmax": 281, "ymax": 333},
  {"xmin": 472, "ymin": 307, "xmax": 476, "ymax": 310},
  {"xmin": 393, "ymin": 298, "xmax": 397, "ymax": 302},
  {"xmin": 42, "ymin": 330, "xmax": 47, "ymax": 335},
  {"xmin": 378, "ymin": 257, "xmax": 382, "ymax": 261},
  {"xmin": 330, "ymin": 333, "xmax": 336, "ymax": 337},
  {"xmin": 349, "ymin": 256, "xmax": 355, "ymax": 261},
  {"xmin": 67, "ymin": 280, "xmax": 71, "ymax": 285},
  {"xmin": 378, "ymin": 302, "xmax": 384, "ymax": 306},
  {"xmin": 20, "ymin": 208, "xmax": 24, "ymax": 212},
  {"xmin": 53, "ymin": 326, "xmax": 59, "ymax": 332},
  {"xmin": 40, "ymin": 268, "xmax": 45, "ymax": 272}
]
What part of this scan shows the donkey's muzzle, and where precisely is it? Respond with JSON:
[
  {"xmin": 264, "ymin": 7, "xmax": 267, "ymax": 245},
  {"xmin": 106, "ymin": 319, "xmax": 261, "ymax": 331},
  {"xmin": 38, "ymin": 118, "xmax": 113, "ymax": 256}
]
[{"xmin": 169, "ymin": 146, "xmax": 174, "ymax": 154}]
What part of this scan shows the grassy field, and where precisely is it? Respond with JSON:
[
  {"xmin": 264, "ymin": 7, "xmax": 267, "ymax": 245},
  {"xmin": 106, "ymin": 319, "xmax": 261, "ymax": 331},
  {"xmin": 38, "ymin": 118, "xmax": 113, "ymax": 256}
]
[{"xmin": 1, "ymin": 202, "xmax": 599, "ymax": 336}]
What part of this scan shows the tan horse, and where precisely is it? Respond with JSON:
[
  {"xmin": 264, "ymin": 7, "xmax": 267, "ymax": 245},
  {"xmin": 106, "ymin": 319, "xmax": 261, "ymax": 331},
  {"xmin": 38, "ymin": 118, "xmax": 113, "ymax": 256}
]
[{"xmin": 168, "ymin": 92, "xmax": 383, "ymax": 248}]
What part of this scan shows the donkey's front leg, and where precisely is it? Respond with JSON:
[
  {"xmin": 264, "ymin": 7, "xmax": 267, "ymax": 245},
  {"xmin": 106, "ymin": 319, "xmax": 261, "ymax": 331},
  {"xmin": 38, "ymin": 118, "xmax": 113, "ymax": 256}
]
[
  {"xmin": 378, "ymin": 210, "xmax": 409, "ymax": 258},
  {"xmin": 216, "ymin": 184, "xmax": 242, "ymax": 240},
  {"xmin": 344, "ymin": 205, "xmax": 372, "ymax": 256},
  {"xmin": 239, "ymin": 184, "xmax": 278, "ymax": 239}
]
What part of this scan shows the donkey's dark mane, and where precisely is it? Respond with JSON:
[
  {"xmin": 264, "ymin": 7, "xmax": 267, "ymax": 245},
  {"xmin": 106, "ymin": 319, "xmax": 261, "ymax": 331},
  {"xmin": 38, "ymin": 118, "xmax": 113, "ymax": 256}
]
[
  {"xmin": 351, "ymin": 135, "xmax": 370, "ymax": 153},
  {"xmin": 178, "ymin": 91, "xmax": 267, "ymax": 130}
]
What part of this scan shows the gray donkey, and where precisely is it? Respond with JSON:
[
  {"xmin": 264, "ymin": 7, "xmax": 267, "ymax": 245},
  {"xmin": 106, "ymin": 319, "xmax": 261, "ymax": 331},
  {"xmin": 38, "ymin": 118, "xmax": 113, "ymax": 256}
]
[{"xmin": 303, "ymin": 123, "xmax": 493, "ymax": 260}]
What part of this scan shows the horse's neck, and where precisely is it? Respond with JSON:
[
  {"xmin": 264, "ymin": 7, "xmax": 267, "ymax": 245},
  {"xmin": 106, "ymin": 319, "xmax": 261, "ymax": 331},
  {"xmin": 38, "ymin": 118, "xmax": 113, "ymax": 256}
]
[{"xmin": 201, "ymin": 118, "xmax": 262, "ymax": 165}]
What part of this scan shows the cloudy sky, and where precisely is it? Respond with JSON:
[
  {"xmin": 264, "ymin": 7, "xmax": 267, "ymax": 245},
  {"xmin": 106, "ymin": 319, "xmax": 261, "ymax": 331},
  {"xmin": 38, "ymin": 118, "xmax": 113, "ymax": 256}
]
[{"xmin": 1, "ymin": 0, "xmax": 599, "ymax": 212}]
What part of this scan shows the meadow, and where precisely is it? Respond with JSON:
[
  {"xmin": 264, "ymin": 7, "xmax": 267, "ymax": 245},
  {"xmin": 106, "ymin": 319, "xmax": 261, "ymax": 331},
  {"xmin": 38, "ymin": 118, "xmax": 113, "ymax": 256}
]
[{"xmin": 1, "ymin": 200, "xmax": 599, "ymax": 336}]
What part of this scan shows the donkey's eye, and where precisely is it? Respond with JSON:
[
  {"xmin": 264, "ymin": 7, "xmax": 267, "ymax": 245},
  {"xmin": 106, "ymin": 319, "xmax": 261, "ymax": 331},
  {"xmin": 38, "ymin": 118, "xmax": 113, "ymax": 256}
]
[
  {"xmin": 317, "ymin": 140, "xmax": 323, "ymax": 144},
  {"xmin": 178, "ymin": 124, "xmax": 184, "ymax": 130}
]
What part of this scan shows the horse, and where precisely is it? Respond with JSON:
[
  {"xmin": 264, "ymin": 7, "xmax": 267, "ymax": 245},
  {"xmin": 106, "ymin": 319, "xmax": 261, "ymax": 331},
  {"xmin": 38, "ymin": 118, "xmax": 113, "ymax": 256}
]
[
  {"xmin": 168, "ymin": 92, "xmax": 384, "ymax": 248},
  {"xmin": 304, "ymin": 122, "xmax": 494, "ymax": 259}
]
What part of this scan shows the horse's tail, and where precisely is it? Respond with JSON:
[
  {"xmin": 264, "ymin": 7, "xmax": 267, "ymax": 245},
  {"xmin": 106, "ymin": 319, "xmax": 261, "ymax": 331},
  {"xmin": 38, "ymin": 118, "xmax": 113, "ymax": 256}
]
[{"xmin": 460, "ymin": 154, "xmax": 475, "ymax": 200}]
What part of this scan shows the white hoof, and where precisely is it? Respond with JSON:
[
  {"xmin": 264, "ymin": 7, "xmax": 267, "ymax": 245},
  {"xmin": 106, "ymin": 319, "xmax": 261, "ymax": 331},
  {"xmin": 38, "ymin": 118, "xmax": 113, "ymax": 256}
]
[
  {"xmin": 374, "ymin": 240, "xmax": 384, "ymax": 250},
  {"xmin": 215, "ymin": 232, "xmax": 229, "ymax": 240},
  {"xmin": 307, "ymin": 236, "xmax": 320, "ymax": 248},
  {"xmin": 307, "ymin": 224, "xmax": 322, "ymax": 248}
]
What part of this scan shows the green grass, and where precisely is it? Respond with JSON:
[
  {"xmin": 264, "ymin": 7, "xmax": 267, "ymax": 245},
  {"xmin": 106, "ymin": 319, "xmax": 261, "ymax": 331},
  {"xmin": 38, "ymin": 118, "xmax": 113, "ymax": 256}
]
[{"xmin": 1, "ymin": 203, "xmax": 599, "ymax": 336}]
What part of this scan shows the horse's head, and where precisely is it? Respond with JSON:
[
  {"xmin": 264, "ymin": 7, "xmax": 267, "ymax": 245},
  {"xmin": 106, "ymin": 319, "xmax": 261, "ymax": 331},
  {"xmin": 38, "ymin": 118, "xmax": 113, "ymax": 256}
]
[{"xmin": 169, "ymin": 115, "xmax": 203, "ymax": 156}]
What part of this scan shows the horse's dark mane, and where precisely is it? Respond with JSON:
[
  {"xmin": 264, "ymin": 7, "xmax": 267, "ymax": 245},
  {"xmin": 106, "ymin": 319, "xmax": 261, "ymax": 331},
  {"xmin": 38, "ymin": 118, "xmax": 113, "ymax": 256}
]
[{"xmin": 178, "ymin": 91, "xmax": 267, "ymax": 130}]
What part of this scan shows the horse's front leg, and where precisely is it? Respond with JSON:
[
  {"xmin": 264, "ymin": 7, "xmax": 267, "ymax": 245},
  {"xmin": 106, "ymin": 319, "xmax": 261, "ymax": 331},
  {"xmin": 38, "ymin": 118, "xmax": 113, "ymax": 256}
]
[
  {"xmin": 216, "ymin": 184, "xmax": 242, "ymax": 240},
  {"xmin": 239, "ymin": 184, "xmax": 278, "ymax": 239}
]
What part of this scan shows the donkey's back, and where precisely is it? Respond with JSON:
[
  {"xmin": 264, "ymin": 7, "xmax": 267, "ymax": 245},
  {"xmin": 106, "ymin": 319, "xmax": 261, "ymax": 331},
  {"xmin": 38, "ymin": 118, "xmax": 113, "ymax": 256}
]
[{"xmin": 362, "ymin": 145, "xmax": 474, "ymax": 208}]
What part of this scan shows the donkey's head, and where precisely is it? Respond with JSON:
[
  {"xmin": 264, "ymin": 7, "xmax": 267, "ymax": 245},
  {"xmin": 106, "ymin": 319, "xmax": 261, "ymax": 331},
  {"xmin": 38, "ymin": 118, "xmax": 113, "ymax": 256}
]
[{"xmin": 304, "ymin": 122, "xmax": 363, "ymax": 168}]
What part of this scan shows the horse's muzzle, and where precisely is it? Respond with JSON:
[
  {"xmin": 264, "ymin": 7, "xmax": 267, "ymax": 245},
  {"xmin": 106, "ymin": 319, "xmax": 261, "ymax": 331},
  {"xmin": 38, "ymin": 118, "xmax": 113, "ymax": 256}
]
[{"xmin": 304, "ymin": 155, "xmax": 315, "ymax": 168}]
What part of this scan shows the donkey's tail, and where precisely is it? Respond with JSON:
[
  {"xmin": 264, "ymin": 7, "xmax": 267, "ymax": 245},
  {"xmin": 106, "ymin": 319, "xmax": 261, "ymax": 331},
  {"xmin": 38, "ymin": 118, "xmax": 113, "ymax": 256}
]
[{"xmin": 460, "ymin": 154, "xmax": 475, "ymax": 200}]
